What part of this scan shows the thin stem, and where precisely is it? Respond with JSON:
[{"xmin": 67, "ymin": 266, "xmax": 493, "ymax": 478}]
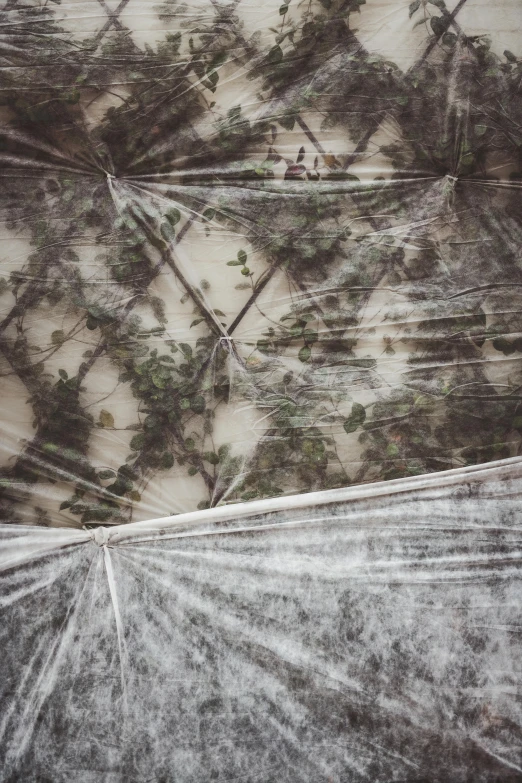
[{"xmin": 228, "ymin": 265, "xmax": 280, "ymax": 335}]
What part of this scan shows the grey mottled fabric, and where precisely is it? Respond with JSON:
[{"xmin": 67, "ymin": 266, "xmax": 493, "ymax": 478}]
[{"xmin": 2, "ymin": 458, "xmax": 522, "ymax": 781}]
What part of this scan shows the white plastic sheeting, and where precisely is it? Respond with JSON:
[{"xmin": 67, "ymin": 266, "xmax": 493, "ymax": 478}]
[
  {"xmin": 0, "ymin": 0, "xmax": 521, "ymax": 525},
  {"xmin": 1, "ymin": 0, "xmax": 522, "ymax": 778},
  {"xmin": 2, "ymin": 457, "xmax": 522, "ymax": 781}
]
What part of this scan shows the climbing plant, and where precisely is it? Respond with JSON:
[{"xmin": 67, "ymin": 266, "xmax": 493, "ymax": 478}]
[{"xmin": 0, "ymin": 0, "xmax": 520, "ymax": 526}]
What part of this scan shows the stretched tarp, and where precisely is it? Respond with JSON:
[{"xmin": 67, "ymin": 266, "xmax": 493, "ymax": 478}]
[{"xmin": 2, "ymin": 457, "xmax": 522, "ymax": 781}]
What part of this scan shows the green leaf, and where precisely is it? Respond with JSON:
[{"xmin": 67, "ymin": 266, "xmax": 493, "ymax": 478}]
[
  {"xmin": 203, "ymin": 451, "xmax": 220, "ymax": 465},
  {"xmin": 63, "ymin": 89, "xmax": 80, "ymax": 104},
  {"xmin": 430, "ymin": 16, "xmax": 445, "ymax": 35},
  {"xmin": 160, "ymin": 221, "xmax": 174, "ymax": 241},
  {"xmin": 504, "ymin": 50, "xmax": 517, "ymax": 63},
  {"xmin": 58, "ymin": 369, "xmax": 68, "ymax": 380},
  {"xmin": 442, "ymin": 32, "xmax": 457, "ymax": 47},
  {"xmin": 210, "ymin": 51, "xmax": 228, "ymax": 69},
  {"xmin": 151, "ymin": 372, "xmax": 167, "ymax": 388},
  {"xmin": 474, "ymin": 124, "xmax": 487, "ymax": 137},
  {"xmin": 241, "ymin": 267, "xmax": 251, "ymax": 276},
  {"xmin": 190, "ymin": 318, "xmax": 205, "ymax": 328},
  {"xmin": 98, "ymin": 469, "xmax": 116, "ymax": 479},
  {"xmin": 227, "ymin": 259, "xmax": 244, "ymax": 266},
  {"xmin": 257, "ymin": 339, "xmax": 271, "ymax": 354},
  {"xmin": 160, "ymin": 452, "xmax": 175, "ymax": 470},
  {"xmin": 129, "ymin": 490, "xmax": 141, "ymax": 502},
  {"xmin": 130, "ymin": 433, "xmax": 145, "ymax": 450},
  {"xmin": 51, "ymin": 330, "xmax": 65, "ymax": 345},
  {"xmin": 237, "ymin": 249, "xmax": 247, "ymax": 264},
  {"xmin": 343, "ymin": 402, "xmax": 366, "ymax": 433},
  {"xmin": 492, "ymin": 337, "xmax": 516, "ymax": 355},
  {"xmin": 166, "ymin": 208, "xmax": 181, "ymax": 226},
  {"xmin": 298, "ymin": 345, "xmax": 311, "ymax": 363},
  {"xmin": 99, "ymin": 410, "xmax": 114, "ymax": 428},
  {"xmin": 408, "ymin": 0, "xmax": 420, "ymax": 17},
  {"xmin": 279, "ymin": 114, "xmax": 295, "ymax": 131},
  {"xmin": 268, "ymin": 45, "xmax": 283, "ymax": 64},
  {"xmin": 203, "ymin": 208, "xmax": 216, "ymax": 221},
  {"xmin": 191, "ymin": 395, "xmax": 206, "ymax": 414},
  {"xmin": 218, "ymin": 444, "xmax": 231, "ymax": 460},
  {"xmin": 279, "ymin": 4, "xmax": 288, "ymax": 13}
]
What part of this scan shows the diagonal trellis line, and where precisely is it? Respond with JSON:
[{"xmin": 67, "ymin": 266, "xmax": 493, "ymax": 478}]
[
  {"xmin": 92, "ymin": 0, "xmax": 133, "ymax": 45},
  {"xmin": 96, "ymin": 0, "xmax": 126, "ymax": 33}
]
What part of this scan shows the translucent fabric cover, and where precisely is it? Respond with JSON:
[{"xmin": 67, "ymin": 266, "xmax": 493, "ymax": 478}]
[
  {"xmin": 0, "ymin": 0, "xmax": 520, "ymax": 526},
  {"xmin": 1, "ymin": 1, "xmax": 522, "ymax": 780},
  {"xmin": 2, "ymin": 458, "xmax": 522, "ymax": 781}
]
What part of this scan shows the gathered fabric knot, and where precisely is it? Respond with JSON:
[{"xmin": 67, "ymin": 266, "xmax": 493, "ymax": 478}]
[
  {"xmin": 218, "ymin": 336, "xmax": 234, "ymax": 351},
  {"xmin": 90, "ymin": 526, "xmax": 110, "ymax": 547}
]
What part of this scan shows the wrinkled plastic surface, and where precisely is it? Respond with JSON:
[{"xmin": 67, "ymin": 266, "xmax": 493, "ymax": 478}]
[
  {"xmin": 2, "ymin": 457, "xmax": 522, "ymax": 781},
  {"xmin": 1, "ymin": 3, "xmax": 522, "ymax": 778},
  {"xmin": 0, "ymin": 0, "xmax": 521, "ymax": 526}
]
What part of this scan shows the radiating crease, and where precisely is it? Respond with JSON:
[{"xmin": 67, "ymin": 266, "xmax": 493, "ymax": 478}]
[
  {"xmin": 102, "ymin": 545, "xmax": 128, "ymax": 709},
  {"xmin": 0, "ymin": 550, "xmax": 96, "ymax": 771}
]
